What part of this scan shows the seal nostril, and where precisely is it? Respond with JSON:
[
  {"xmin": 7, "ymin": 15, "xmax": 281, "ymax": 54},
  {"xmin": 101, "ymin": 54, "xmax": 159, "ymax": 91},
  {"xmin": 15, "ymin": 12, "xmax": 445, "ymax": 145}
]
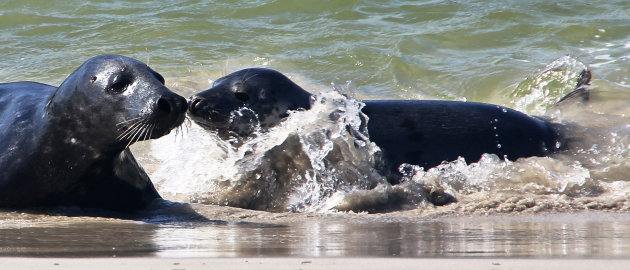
[
  {"xmin": 188, "ymin": 98, "xmax": 201, "ymax": 113},
  {"xmin": 157, "ymin": 97, "xmax": 172, "ymax": 113}
]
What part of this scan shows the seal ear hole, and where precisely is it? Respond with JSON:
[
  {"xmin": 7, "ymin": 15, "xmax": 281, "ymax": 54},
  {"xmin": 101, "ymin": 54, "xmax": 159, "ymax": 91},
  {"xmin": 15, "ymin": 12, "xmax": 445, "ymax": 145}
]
[
  {"xmin": 235, "ymin": 92, "xmax": 250, "ymax": 102},
  {"xmin": 259, "ymin": 89, "xmax": 267, "ymax": 99}
]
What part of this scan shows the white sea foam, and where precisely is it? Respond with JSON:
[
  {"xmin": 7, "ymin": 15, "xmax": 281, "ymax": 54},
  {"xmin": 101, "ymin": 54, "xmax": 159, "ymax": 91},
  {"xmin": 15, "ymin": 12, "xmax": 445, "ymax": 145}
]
[{"xmin": 146, "ymin": 91, "xmax": 390, "ymax": 212}]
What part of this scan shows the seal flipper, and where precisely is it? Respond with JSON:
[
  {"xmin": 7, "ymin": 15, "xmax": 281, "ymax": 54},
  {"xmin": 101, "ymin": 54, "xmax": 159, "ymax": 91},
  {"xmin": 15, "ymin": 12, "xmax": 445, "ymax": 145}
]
[
  {"xmin": 70, "ymin": 148, "xmax": 162, "ymax": 212},
  {"xmin": 555, "ymin": 69, "xmax": 591, "ymax": 105},
  {"xmin": 543, "ymin": 69, "xmax": 592, "ymax": 152}
]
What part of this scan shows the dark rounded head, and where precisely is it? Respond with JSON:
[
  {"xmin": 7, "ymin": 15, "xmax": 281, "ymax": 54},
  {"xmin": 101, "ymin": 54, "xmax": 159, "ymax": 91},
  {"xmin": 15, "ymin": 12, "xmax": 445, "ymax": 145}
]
[
  {"xmin": 49, "ymin": 54, "xmax": 187, "ymax": 148},
  {"xmin": 188, "ymin": 68, "xmax": 312, "ymax": 139}
]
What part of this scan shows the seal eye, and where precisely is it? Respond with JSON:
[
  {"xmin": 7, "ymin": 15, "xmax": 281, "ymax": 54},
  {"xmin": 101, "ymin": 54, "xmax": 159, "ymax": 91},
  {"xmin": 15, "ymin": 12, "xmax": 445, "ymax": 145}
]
[
  {"xmin": 109, "ymin": 73, "xmax": 133, "ymax": 94},
  {"xmin": 235, "ymin": 92, "xmax": 250, "ymax": 102},
  {"xmin": 90, "ymin": 76, "xmax": 97, "ymax": 83}
]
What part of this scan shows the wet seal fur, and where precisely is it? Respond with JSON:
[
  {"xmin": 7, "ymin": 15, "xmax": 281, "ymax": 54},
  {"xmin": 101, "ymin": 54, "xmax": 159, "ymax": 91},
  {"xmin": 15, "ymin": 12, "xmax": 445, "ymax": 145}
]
[
  {"xmin": 188, "ymin": 68, "xmax": 591, "ymax": 206},
  {"xmin": 0, "ymin": 55, "xmax": 187, "ymax": 212}
]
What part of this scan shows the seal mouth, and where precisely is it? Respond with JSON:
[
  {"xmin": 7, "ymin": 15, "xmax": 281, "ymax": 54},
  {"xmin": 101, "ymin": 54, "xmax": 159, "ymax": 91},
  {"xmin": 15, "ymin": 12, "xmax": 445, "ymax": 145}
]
[
  {"xmin": 188, "ymin": 108, "xmax": 263, "ymax": 141},
  {"xmin": 115, "ymin": 116, "xmax": 160, "ymax": 146},
  {"xmin": 115, "ymin": 95, "xmax": 187, "ymax": 147},
  {"xmin": 192, "ymin": 118, "xmax": 225, "ymax": 131},
  {"xmin": 188, "ymin": 109, "xmax": 230, "ymax": 129},
  {"xmin": 187, "ymin": 95, "xmax": 234, "ymax": 126},
  {"xmin": 115, "ymin": 113, "xmax": 186, "ymax": 147}
]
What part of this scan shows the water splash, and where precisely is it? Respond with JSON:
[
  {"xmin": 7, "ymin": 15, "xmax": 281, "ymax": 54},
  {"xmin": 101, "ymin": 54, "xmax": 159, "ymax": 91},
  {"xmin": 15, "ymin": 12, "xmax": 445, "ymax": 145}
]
[
  {"xmin": 148, "ymin": 91, "xmax": 390, "ymax": 212},
  {"xmin": 510, "ymin": 55, "xmax": 587, "ymax": 115}
]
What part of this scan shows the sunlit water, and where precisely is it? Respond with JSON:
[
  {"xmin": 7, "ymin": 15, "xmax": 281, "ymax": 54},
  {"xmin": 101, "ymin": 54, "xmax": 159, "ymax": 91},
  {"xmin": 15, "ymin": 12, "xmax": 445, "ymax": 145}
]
[{"xmin": 2, "ymin": 0, "xmax": 630, "ymax": 258}]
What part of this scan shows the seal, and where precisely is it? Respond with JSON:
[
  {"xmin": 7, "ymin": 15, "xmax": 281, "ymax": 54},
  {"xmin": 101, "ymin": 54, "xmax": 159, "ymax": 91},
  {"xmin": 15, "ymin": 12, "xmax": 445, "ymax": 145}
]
[
  {"xmin": 0, "ymin": 55, "xmax": 187, "ymax": 212},
  {"xmin": 188, "ymin": 68, "xmax": 312, "ymax": 140},
  {"xmin": 187, "ymin": 68, "xmax": 590, "ymax": 179}
]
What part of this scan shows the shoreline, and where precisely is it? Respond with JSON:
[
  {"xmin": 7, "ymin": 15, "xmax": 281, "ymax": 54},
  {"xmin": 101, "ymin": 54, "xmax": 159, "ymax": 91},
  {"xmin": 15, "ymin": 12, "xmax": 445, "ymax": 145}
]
[
  {"xmin": 1, "ymin": 258, "xmax": 628, "ymax": 270},
  {"xmin": 188, "ymin": 203, "xmax": 630, "ymax": 225}
]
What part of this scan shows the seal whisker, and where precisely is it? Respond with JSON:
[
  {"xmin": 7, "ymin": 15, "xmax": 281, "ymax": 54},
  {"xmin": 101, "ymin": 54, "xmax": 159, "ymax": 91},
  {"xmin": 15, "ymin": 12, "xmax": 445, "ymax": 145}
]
[
  {"xmin": 138, "ymin": 122, "xmax": 152, "ymax": 144},
  {"xmin": 240, "ymin": 68, "xmax": 251, "ymax": 82},
  {"xmin": 117, "ymin": 117, "xmax": 146, "ymax": 132},
  {"xmin": 119, "ymin": 117, "xmax": 150, "ymax": 142},
  {"xmin": 117, "ymin": 118, "xmax": 147, "ymax": 140},
  {"xmin": 147, "ymin": 123, "xmax": 156, "ymax": 141},
  {"xmin": 243, "ymin": 73, "xmax": 260, "ymax": 83},
  {"xmin": 174, "ymin": 124, "xmax": 184, "ymax": 140},
  {"xmin": 117, "ymin": 123, "xmax": 140, "ymax": 141},
  {"xmin": 135, "ymin": 125, "xmax": 148, "ymax": 145},
  {"xmin": 116, "ymin": 117, "xmax": 143, "ymax": 127},
  {"xmin": 184, "ymin": 118, "xmax": 191, "ymax": 134},
  {"xmin": 206, "ymin": 109, "xmax": 230, "ymax": 121},
  {"xmin": 142, "ymin": 121, "xmax": 155, "ymax": 142},
  {"xmin": 142, "ymin": 123, "xmax": 155, "ymax": 141},
  {"xmin": 136, "ymin": 123, "xmax": 148, "ymax": 144},
  {"xmin": 119, "ymin": 127, "xmax": 139, "ymax": 143},
  {"xmin": 178, "ymin": 124, "xmax": 186, "ymax": 140},
  {"xmin": 125, "ymin": 120, "xmax": 149, "ymax": 148}
]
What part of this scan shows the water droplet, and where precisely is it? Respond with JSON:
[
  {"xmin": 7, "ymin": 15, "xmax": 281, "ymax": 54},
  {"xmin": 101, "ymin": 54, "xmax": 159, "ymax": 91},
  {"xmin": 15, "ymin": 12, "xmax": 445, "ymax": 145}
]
[{"xmin": 497, "ymin": 144, "xmax": 502, "ymax": 149}]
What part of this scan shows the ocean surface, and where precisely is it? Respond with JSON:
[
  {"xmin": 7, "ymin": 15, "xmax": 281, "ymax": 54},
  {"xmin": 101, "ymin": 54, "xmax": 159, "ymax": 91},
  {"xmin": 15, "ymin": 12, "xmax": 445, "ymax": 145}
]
[{"xmin": 2, "ymin": 0, "xmax": 630, "ymax": 258}]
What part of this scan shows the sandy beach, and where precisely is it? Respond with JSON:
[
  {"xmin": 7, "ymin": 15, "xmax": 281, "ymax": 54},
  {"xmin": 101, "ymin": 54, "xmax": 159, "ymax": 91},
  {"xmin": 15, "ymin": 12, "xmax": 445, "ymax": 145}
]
[{"xmin": 1, "ymin": 258, "xmax": 629, "ymax": 270}]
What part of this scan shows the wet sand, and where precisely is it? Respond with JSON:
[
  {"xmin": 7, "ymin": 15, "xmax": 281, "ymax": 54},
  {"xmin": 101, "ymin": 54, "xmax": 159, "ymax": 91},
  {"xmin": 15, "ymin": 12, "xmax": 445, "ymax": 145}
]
[
  {"xmin": 3, "ymin": 204, "xmax": 630, "ymax": 258},
  {"xmin": 2, "ymin": 204, "xmax": 630, "ymax": 269}
]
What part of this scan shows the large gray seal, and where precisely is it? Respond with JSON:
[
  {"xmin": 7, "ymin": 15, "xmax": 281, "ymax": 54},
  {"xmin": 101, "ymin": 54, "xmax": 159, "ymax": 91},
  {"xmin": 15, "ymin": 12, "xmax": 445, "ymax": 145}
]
[
  {"xmin": 0, "ymin": 55, "xmax": 187, "ymax": 212},
  {"xmin": 187, "ymin": 68, "xmax": 590, "ymax": 182}
]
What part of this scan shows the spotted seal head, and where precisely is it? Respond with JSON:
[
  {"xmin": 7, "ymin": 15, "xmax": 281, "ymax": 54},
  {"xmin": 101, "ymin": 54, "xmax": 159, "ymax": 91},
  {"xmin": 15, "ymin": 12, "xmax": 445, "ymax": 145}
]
[
  {"xmin": 47, "ymin": 54, "xmax": 188, "ymax": 149},
  {"xmin": 187, "ymin": 68, "xmax": 312, "ymax": 139}
]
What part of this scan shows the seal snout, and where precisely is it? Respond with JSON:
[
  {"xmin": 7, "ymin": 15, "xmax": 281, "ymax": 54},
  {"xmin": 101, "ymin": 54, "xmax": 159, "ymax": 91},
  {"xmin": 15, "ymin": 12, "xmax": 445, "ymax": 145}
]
[{"xmin": 157, "ymin": 93, "xmax": 188, "ymax": 114}]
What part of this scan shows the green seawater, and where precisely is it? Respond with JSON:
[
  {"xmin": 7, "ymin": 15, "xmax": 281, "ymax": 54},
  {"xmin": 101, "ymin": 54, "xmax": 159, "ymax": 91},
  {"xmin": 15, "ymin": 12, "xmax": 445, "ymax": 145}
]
[
  {"xmin": 1, "ymin": 0, "xmax": 629, "ymax": 104},
  {"xmin": 3, "ymin": 1, "xmax": 630, "ymax": 259}
]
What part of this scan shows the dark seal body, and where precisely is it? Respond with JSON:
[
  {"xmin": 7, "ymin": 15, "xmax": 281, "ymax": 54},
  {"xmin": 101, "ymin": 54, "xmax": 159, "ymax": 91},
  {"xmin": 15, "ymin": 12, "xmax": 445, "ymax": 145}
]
[
  {"xmin": 188, "ymin": 68, "xmax": 589, "ymax": 177},
  {"xmin": 0, "ymin": 55, "xmax": 187, "ymax": 212},
  {"xmin": 362, "ymin": 100, "xmax": 559, "ymax": 170}
]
